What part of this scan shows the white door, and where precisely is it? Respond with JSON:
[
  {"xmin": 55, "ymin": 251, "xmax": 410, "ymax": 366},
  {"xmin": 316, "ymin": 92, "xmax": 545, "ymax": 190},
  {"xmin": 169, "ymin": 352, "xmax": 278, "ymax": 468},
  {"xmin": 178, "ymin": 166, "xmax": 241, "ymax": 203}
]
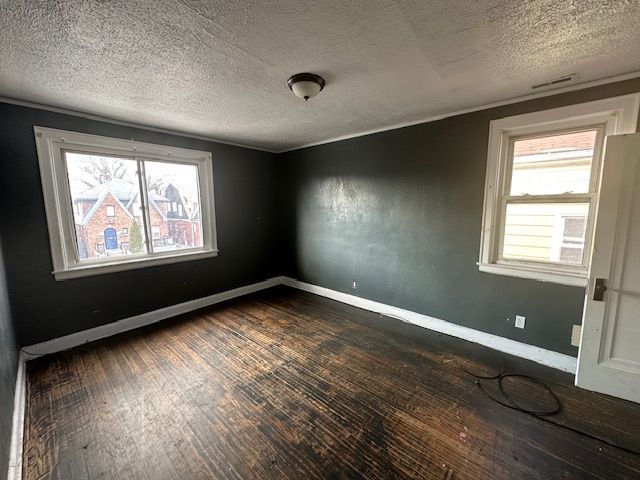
[{"xmin": 576, "ymin": 132, "xmax": 640, "ymax": 403}]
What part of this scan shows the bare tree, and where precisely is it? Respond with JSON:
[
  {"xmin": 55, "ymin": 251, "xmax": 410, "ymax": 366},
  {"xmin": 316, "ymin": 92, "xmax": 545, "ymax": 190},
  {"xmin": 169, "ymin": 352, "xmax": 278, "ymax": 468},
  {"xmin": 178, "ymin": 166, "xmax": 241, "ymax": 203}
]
[
  {"xmin": 145, "ymin": 176, "xmax": 169, "ymax": 196},
  {"xmin": 76, "ymin": 156, "xmax": 168, "ymax": 195},
  {"xmin": 77, "ymin": 157, "xmax": 129, "ymax": 188}
]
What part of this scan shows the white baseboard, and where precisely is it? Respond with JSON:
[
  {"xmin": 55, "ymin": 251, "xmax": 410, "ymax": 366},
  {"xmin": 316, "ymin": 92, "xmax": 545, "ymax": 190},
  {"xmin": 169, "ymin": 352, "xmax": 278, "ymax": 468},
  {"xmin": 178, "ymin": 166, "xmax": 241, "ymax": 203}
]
[
  {"xmin": 7, "ymin": 352, "xmax": 26, "ymax": 480},
  {"xmin": 22, "ymin": 276, "xmax": 284, "ymax": 358},
  {"xmin": 9, "ymin": 273, "xmax": 577, "ymax": 480},
  {"xmin": 21, "ymin": 272, "xmax": 577, "ymax": 369},
  {"xmin": 281, "ymin": 277, "xmax": 577, "ymax": 374}
]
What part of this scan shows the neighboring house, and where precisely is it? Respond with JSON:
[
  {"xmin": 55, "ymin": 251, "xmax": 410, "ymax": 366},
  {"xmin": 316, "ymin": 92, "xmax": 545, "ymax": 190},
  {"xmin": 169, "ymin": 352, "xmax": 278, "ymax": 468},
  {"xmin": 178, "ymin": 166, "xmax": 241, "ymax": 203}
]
[
  {"xmin": 73, "ymin": 179, "xmax": 201, "ymax": 259},
  {"xmin": 161, "ymin": 183, "xmax": 201, "ymax": 249},
  {"xmin": 188, "ymin": 202, "xmax": 202, "ymax": 248},
  {"xmin": 502, "ymin": 131, "xmax": 594, "ymax": 264}
]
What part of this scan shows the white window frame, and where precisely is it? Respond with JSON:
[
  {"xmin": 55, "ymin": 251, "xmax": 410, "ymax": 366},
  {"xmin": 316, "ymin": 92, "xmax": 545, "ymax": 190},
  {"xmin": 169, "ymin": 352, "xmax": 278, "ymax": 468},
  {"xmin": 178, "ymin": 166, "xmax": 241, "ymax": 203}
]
[
  {"xmin": 34, "ymin": 126, "xmax": 218, "ymax": 280},
  {"xmin": 479, "ymin": 94, "xmax": 639, "ymax": 287}
]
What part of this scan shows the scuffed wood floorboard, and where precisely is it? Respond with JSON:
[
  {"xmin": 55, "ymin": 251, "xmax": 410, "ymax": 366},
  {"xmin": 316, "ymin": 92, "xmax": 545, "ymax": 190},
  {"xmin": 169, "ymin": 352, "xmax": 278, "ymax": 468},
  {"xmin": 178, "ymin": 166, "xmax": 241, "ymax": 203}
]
[{"xmin": 24, "ymin": 286, "xmax": 640, "ymax": 479}]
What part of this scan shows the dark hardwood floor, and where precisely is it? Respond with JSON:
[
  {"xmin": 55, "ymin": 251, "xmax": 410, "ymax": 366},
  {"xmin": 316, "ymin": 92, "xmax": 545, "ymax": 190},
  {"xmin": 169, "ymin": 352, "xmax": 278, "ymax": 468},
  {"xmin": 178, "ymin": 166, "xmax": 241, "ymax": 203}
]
[{"xmin": 24, "ymin": 286, "xmax": 640, "ymax": 479}]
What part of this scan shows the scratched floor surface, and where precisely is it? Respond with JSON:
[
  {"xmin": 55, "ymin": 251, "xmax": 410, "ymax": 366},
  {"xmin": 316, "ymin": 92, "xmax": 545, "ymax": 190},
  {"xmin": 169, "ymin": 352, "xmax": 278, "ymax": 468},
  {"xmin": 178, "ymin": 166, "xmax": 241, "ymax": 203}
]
[{"xmin": 24, "ymin": 286, "xmax": 640, "ymax": 479}]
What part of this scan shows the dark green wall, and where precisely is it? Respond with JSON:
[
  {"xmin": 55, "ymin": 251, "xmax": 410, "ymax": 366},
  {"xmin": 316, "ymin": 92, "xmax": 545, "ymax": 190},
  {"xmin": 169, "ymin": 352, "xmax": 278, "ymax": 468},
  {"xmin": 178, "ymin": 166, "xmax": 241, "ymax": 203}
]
[
  {"xmin": 2, "ymin": 78, "xmax": 639, "ymax": 356},
  {"xmin": 280, "ymin": 78, "xmax": 640, "ymax": 356},
  {"xmin": 0, "ymin": 102, "xmax": 281, "ymax": 346},
  {"xmin": 0, "ymin": 231, "xmax": 18, "ymax": 479}
]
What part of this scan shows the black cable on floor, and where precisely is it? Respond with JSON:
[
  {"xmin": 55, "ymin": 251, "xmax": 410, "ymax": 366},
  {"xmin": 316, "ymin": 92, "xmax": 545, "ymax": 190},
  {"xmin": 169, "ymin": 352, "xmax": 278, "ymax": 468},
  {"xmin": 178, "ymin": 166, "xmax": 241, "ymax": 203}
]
[
  {"xmin": 464, "ymin": 368, "xmax": 640, "ymax": 456},
  {"xmin": 476, "ymin": 373, "xmax": 562, "ymax": 415},
  {"xmin": 461, "ymin": 354, "xmax": 507, "ymax": 380},
  {"xmin": 461, "ymin": 368, "xmax": 503, "ymax": 380}
]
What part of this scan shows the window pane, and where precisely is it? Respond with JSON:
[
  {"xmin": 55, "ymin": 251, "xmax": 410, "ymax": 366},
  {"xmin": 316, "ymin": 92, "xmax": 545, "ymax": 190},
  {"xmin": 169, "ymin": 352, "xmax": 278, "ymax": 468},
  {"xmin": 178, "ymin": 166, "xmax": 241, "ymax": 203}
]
[
  {"xmin": 510, "ymin": 130, "xmax": 597, "ymax": 196},
  {"xmin": 502, "ymin": 202, "xmax": 589, "ymax": 264},
  {"xmin": 65, "ymin": 152, "xmax": 147, "ymax": 260},
  {"xmin": 144, "ymin": 161, "xmax": 203, "ymax": 251}
]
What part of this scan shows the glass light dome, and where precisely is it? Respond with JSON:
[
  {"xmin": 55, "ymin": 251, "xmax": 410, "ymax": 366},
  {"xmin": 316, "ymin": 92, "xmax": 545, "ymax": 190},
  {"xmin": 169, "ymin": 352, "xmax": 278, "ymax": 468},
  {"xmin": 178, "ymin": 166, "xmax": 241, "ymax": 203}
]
[{"xmin": 287, "ymin": 73, "xmax": 325, "ymax": 101}]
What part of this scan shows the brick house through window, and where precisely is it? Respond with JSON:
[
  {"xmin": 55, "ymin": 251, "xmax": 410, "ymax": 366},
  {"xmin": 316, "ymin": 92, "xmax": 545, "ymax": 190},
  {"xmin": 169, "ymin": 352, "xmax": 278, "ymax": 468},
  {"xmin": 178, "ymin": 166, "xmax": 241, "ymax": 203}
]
[{"xmin": 73, "ymin": 179, "xmax": 202, "ymax": 259}]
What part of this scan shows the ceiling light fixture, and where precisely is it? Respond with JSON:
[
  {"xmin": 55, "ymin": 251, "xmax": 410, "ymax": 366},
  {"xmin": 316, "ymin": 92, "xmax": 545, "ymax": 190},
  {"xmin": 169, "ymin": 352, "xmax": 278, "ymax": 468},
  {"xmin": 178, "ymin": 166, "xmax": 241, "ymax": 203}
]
[{"xmin": 287, "ymin": 73, "xmax": 325, "ymax": 101}]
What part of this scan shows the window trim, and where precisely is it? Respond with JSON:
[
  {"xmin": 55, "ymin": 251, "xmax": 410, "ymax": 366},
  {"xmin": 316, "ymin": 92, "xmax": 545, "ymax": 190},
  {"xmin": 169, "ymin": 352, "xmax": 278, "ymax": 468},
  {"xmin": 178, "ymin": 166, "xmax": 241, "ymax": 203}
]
[
  {"xmin": 479, "ymin": 94, "xmax": 640, "ymax": 287},
  {"xmin": 34, "ymin": 126, "xmax": 218, "ymax": 280},
  {"xmin": 496, "ymin": 124, "xmax": 603, "ymax": 275}
]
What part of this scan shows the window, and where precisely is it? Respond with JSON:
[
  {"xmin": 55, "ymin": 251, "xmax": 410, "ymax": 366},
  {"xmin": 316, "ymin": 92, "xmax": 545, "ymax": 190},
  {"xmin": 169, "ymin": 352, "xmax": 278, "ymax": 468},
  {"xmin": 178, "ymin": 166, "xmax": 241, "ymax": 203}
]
[
  {"xmin": 35, "ymin": 127, "xmax": 218, "ymax": 280},
  {"xmin": 501, "ymin": 129, "xmax": 599, "ymax": 267},
  {"xmin": 479, "ymin": 95, "xmax": 639, "ymax": 286},
  {"xmin": 556, "ymin": 216, "xmax": 587, "ymax": 263}
]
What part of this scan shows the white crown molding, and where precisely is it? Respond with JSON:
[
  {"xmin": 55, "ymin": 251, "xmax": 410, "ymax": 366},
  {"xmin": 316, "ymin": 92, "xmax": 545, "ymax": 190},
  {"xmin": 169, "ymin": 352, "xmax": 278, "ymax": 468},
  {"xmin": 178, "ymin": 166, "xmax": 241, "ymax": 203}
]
[
  {"xmin": 281, "ymin": 277, "xmax": 577, "ymax": 374},
  {"xmin": 276, "ymin": 70, "xmax": 640, "ymax": 153},
  {"xmin": 7, "ymin": 353, "xmax": 26, "ymax": 480},
  {"xmin": 3, "ymin": 71, "xmax": 640, "ymax": 156},
  {"xmin": 0, "ymin": 96, "xmax": 278, "ymax": 154}
]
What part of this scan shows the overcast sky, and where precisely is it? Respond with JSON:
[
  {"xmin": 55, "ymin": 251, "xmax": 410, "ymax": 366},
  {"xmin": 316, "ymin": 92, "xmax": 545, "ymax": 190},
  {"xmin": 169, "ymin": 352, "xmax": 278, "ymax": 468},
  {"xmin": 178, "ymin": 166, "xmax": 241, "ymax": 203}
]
[{"xmin": 65, "ymin": 153, "xmax": 200, "ymax": 205}]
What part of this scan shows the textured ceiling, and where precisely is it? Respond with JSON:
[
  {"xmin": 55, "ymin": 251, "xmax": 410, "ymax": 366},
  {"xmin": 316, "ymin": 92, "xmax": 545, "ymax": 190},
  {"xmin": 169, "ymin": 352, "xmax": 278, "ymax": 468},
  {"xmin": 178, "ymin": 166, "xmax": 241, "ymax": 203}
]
[{"xmin": 1, "ymin": 1, "xmax": 640, "ymax": 152}]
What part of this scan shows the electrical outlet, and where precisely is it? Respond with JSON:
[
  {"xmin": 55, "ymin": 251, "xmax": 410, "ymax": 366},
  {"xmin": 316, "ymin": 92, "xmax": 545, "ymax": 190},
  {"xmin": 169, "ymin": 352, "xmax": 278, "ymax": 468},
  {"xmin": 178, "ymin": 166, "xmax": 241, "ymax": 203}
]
[
  {"xmin": 352, "ymin": 279, "xmax": 357, "ymax": 289},
  {"xmin": 515, "ymin": 315, "xmax": 526, "ymax": 329}
]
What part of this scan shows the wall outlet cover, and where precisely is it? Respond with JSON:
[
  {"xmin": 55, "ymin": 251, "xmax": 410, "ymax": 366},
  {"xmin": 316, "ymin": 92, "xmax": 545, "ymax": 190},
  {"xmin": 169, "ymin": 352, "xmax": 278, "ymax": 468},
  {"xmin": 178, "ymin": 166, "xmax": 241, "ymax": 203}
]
[
  {"xmin": 571, "ymin": 324, "xmax": 582, "ymax": 347},
  {"xmin": 515, "ymin": 315, "xmax": 526, "ymax": 329}
]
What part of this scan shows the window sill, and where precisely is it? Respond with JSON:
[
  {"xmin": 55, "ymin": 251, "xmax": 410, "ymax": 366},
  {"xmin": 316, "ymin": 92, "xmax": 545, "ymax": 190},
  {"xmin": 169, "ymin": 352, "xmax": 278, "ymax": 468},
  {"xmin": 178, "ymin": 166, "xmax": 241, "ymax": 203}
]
[
  {"xmin": 53, "ymin": 249, "xmax": 219, "ymax": 280},
  {"xmin": 478, "ymin": 262, "xmax": 587, "ymax": 287}
]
